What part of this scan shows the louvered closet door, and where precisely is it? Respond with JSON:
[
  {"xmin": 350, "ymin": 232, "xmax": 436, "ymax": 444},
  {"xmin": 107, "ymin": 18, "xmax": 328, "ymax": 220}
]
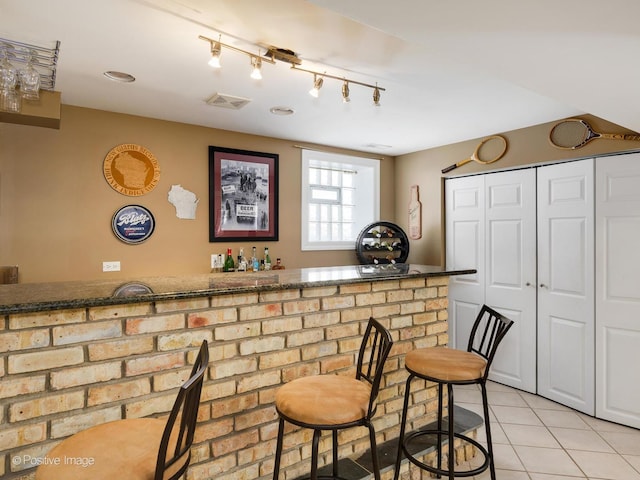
[
  {"xmin": 484, "ymin": 169, "xmax": 537, "ymax": 393},
  {"xmin": 537, "ymin": 159, "xmax": 595, "ymax": 414},
  {"xmin": 596, "ymin": 153, "xmax": 640, "ymax": 428},
  {"xmin": 445, "ymin": 175, "xmax": 485, "ymax": 350}
]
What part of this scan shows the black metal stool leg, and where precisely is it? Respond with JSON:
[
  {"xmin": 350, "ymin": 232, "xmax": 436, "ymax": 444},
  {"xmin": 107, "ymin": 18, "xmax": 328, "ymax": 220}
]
[
  {"xmin": 311, "ymin": 429, "xmax": 321, "ymax": 480},
  {"xmin": 393, "ymin": 374, "xmax": 414, "ymax": 480},
  {"xmin": 447, "ymin": 383, "xmax": 455, "ymax": 480},
  {"xmin": 480, "ymin": 382, "xmax": 496, "ymax": 480},
  {"xmin": 332, "ymin": 430, "xmax": 339, "ymax": 479},
  {"xmin": 368, "ymin": 423, "xmax": 382, "ymax": 480},
  {"xmin": 273, "ymin": 418, "xmax": 285, "ymax": 480},
  {"xmin": 437, "ymin": 382, "xmax": 444, "ymax": 478}
]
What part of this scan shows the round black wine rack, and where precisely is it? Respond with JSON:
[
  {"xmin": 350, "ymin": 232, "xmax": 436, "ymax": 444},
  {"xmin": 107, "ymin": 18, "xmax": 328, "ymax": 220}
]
[{"xmin": 355, "ymin": 221, "xmax": 409, "ymax": 265}]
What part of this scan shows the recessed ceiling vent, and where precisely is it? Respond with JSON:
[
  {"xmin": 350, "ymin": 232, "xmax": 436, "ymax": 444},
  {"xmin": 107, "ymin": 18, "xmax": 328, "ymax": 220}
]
[{"xmin": 205, "ymin": 93, "xmax": 251, "ymax": 110}]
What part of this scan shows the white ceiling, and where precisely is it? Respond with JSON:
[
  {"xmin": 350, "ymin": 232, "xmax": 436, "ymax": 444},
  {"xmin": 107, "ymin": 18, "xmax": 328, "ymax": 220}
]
[{"xmin": 3, "ymin": 0, "xmax": 639, "ymax": 155}]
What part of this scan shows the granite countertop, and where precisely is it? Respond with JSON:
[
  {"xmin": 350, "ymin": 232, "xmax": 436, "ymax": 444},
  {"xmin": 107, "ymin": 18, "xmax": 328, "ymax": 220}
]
[{"xmin": 0, "ymin": 264, "xmax": 475, "ymax": 315}]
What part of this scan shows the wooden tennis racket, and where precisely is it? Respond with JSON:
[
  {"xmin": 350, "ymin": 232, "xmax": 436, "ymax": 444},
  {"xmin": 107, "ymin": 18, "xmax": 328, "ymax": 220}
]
[
  {"xmin": 442, "ymin": 135, "xmax": 508, "ymax": 174},
  {"xmin": 549, "ymin": 118, "xmax": 640, "ymax": 150}
]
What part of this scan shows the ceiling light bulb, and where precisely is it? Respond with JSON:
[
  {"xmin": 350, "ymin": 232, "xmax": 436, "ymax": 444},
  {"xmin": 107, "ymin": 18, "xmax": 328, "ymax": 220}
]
[
  {"xmin": 208, "ymin": 40, "xmax": 222, "ymax": 68},
  {"xmin": 250, "ymin": 56, "xmax": 262, "ymax": 79},
  {"xmin": 309, "ymin": 75, "xmax": 323, "ymax": 98},
  {"xmin": 373, "ymin": 86, "xmax": 381, "ymax": 106},
  {"xmin": 342, "ymin": 81, "xmax": 350, "ymax": 103}
]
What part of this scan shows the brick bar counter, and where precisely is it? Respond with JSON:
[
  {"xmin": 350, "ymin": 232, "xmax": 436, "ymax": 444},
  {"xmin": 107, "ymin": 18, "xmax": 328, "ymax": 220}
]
[{"xmin": 0, "ymin": 264, "xmax": 473, "ymax": 480}]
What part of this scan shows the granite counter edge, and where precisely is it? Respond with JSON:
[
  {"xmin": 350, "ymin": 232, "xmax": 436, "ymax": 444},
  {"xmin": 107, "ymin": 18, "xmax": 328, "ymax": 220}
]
[{"xmin": 0, "ymin": 267, "xmax": 475, "ymax": 315}]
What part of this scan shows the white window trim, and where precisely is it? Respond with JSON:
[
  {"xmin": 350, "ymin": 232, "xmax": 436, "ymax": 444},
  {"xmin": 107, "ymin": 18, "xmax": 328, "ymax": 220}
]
[{"xmin": 301, "ymin": 149, "xmax": 380, "ymax": 251}]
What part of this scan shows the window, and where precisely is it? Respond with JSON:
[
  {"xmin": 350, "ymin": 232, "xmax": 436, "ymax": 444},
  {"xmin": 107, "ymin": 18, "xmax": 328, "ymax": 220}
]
[{"xmin": 301, "ymin": 149, "xmax": 380, "ymax": 250}]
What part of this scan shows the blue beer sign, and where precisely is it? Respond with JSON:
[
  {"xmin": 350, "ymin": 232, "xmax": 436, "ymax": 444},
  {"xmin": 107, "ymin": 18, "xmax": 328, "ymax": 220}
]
[{"xmin": 112, "ymin": 205, "xmax": 155, "ymax": 244}]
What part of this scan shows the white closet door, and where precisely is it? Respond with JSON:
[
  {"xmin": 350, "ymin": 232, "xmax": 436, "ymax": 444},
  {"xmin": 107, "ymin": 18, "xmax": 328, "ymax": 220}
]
[
  {"xmin": 538, "ymin": 159, "xmax": 595, "ymax": 414},
  {"xmin": 445, "ymin": 175, "xmax": 485, "ymax": 350},
  {"xmin": 596, "ymin": 153, "xmax": 640, "ymax": 428},
  {"xmin": 485, "ymin": 169, "xmax": 537, "ymax": 392}
]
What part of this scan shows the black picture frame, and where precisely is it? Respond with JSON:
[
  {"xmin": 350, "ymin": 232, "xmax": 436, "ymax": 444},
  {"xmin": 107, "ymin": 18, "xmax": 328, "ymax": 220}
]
[{"xmin": 209, "ymin": 146, "xmax": 279, "ymax": 242}]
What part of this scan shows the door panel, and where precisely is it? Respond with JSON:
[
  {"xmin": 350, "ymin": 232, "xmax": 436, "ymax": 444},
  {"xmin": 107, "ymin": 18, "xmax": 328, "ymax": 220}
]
[
  {"xmin": 547, "ymin": 315, "xmax": 588, "ymax": 402},
  {"xmin": 446, "ymin": 170, "xmax": 536, "ymax": 392},
  {"xmin": 538, "ymin": 159, "xmax": 594, "ymax": 414},
  {"xmin": 445, "ymin": 175, "xmax": 485, "ymax": 350},
  {"xmin": 485, "ymin": 170, "xmax": 537, "ymax": 392},
  {"xmin": 549, "ymin": 218, "xmax": 588, "ymax": 295},
  {"xmin": 596, "ymin": 153, "xmax": 640, "ymax": 428}
]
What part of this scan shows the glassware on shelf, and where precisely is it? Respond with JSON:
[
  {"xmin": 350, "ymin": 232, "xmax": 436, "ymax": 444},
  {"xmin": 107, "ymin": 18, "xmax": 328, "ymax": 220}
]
[
  {"xmin": 19, "ymin": 50, "xmax": 40, "ymax": 101},
  {"xmin": 0, "ymin": 52, "xmax": 18, "ymax": 93},
  {"xmin": 0, "ymin": 50, "xmax": 19, "ymax": 113}
]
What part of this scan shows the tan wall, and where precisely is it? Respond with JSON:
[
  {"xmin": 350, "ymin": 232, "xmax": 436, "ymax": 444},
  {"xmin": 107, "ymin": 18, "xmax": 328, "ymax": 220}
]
[
  {"xmin": 394, "ymin": 114, "xmax": 640, "ymax": 266},
  {"xmin": 4, "ymin": 106, "xmax": 639, "ymax": 283},
  {"xmin": 0, "ymin": 106, "xmax": 395, "ymax": 283}
]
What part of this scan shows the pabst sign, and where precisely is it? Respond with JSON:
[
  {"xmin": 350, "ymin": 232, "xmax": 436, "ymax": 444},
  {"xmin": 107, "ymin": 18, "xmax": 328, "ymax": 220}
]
[{"xmin": 112, "ymin": 205, "xmax": 155, "ymax": 244}]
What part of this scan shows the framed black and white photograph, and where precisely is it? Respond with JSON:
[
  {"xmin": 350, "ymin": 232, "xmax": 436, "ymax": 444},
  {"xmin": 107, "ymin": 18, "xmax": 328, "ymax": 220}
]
[{"xmin": 209, "ymin": 146, "xmax": 279, "ymax": 242}]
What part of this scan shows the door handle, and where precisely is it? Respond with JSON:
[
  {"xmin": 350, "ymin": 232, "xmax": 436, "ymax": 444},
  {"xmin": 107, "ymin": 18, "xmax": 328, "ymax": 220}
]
[{"xmin": 540, "ymin": 283, "xmax": 547, "ymax": 288}]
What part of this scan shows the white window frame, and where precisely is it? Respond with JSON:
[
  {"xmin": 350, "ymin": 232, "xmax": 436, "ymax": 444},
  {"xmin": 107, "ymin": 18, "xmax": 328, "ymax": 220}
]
[{"xmin": 301, "ymin": 149, "xmax": 380, "ymax": 251}]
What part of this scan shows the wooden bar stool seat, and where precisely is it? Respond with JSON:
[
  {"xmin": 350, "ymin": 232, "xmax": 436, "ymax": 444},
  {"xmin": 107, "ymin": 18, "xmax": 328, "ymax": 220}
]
[
  {"xmin": 272, "ymin": 317, "xmax": 393, "ymax": 480},
  {"xmin": 394, "ymin": 305, "xmax": 513, "ymax": 480},
  {"xmin": 405, "ymin": 348, "xmax": 487, "ymax": 383},
  {"xmin": 35, "ymin": 418, "xmax": 180, "ymax": 479},
  {"xmin": 276, "ymin": 375, "xmax": 372, "ymax": 426}
]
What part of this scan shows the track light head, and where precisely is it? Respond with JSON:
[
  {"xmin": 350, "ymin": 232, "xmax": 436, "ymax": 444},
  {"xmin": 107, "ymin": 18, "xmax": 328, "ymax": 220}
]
[
  {"xmin": 342, "ymin": 81, "xmax": 350, "ymax": 103},
  {"xmin": 250, "ymin": 56, "xmax": 262, "ymax": 80},
  {"xmin": 373, "ymin": 86, "xmax": 381, "ymax": 106},
  {"xmin": 208, "ymin": 37, "xmax": 222, "ymax": 68},
  {"xmin": 309, "ymin": 75, "xmax": 323, "ymax": 98}
]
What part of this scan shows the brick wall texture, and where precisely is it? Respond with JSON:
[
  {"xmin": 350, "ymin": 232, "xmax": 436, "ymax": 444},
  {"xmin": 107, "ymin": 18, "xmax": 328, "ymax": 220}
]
[{"xmin": 0, "ymin": 276, "xmax": 450, "ymax": 480}]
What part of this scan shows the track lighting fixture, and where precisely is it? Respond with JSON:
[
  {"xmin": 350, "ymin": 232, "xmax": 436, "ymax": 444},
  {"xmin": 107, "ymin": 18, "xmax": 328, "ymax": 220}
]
[
  {"xmin": 309, "ymin": 74, "xmax": 323, "ymax": 98},
  {"xmin": 198, "ymin": 34, "xmax": 386, "ymax": 105},
  {"xmin": 250, "ymin": 55, "xmax": 262, "ymax": 80},
  {"xmin": 342, "ymin": 81, "xmax": 350, "ymax": 103}
]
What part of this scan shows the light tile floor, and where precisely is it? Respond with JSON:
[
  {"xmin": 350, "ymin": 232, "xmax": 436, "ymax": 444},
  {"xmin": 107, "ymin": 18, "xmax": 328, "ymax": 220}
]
[{"xmin": 456, "ymin": 381, "xmax": 640, "ymax": 480}]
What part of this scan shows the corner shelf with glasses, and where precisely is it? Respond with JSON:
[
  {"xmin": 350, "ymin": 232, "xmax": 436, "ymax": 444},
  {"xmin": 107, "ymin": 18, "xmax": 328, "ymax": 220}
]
[
  {"xmin": 0, "ymin": 37, "xmax": 60, "ymax": 113},
  {"xmin": 355, "ymin": 221, "xmax": 409, "ymax": 265}
]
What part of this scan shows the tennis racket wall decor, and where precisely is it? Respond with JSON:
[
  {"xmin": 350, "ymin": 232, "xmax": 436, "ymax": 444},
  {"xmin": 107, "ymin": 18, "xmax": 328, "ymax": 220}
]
[
  {"xmin": 549, "ymin": 118, "xmax": 640, "ymax": 150},
  {"xmin": 441, "ymin": 135, "xmax": 508, "ymax": 174}
]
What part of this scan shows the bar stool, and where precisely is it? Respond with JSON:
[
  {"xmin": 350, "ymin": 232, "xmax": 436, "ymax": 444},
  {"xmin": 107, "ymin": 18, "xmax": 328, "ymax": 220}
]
[
  {"xmin": 272, "ymin": 317, "xmax": 393, "ymax": 480},
  {"xmin": 36, "ymin": 340, "xmax": 209, "ymax": 480},
  {"xmin": 394, "ymin": 305, "xmax": 513, "ymax": 480}
]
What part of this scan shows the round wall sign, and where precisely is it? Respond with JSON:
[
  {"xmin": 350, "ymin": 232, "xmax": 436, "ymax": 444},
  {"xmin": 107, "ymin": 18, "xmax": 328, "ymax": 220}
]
[
  {"xmin": 103, "ymin": 144, "xmax": 161, "ymax": 196},
  {"xmin": 112, "ymin": 205, "xmax": 155, "ymax": 244}
]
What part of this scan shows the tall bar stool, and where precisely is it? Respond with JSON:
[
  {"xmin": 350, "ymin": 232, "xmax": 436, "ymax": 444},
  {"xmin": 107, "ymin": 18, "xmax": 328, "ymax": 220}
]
[
  {"xmin": 394, "ymin": 305, "xmax": 513, "ymax": 480},
  {"xmin": 36, "ymin": 340, "xmax": 209, "ymax": 480},
  {"xmin": 273, "ymin": 317, "xmax": 393, "ymax": 480}
]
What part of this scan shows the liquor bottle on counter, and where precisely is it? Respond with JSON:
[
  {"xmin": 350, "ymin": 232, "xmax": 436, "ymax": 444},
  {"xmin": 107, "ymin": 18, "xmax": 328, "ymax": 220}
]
[
  {"xmin": 237, "ymin": 248, "xmax": 247, "ymax": 272},
  {"xmin": 223, "ymin": 248, "xmax": 235, "ymax": 272},
  {"xmin": 251, "ymin": 246, "xmax": 259, "ymax": 272},
  {"xmin": 264, "ymin": 247, "xmax": 272, "ymax": 270},
  {"xmin": 272, "ymin": 258, "xmax": 285, "ymax": 270}
]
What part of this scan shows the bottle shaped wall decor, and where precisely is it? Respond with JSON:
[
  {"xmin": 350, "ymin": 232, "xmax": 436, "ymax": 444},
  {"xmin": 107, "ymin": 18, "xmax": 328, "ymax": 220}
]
[{"xmin": 408, "ymin": 184, "xmax": 422, "ymax": 240}]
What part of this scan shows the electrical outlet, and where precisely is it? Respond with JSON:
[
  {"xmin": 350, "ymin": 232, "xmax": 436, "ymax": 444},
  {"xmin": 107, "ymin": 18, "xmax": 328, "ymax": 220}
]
[
  {"xmin": 211, "ymin": 254, "xmax": 217, "ymax": 269},
  {"xmin": 102, "ymin": 261, "xmax": 121, "ymax": 272}
]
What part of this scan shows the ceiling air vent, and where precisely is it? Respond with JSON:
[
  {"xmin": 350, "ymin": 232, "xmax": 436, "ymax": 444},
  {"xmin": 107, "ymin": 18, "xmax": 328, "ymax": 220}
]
[{"xmin": 205, "ymin": 93, "xmax": 251, "ymax": 110}]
